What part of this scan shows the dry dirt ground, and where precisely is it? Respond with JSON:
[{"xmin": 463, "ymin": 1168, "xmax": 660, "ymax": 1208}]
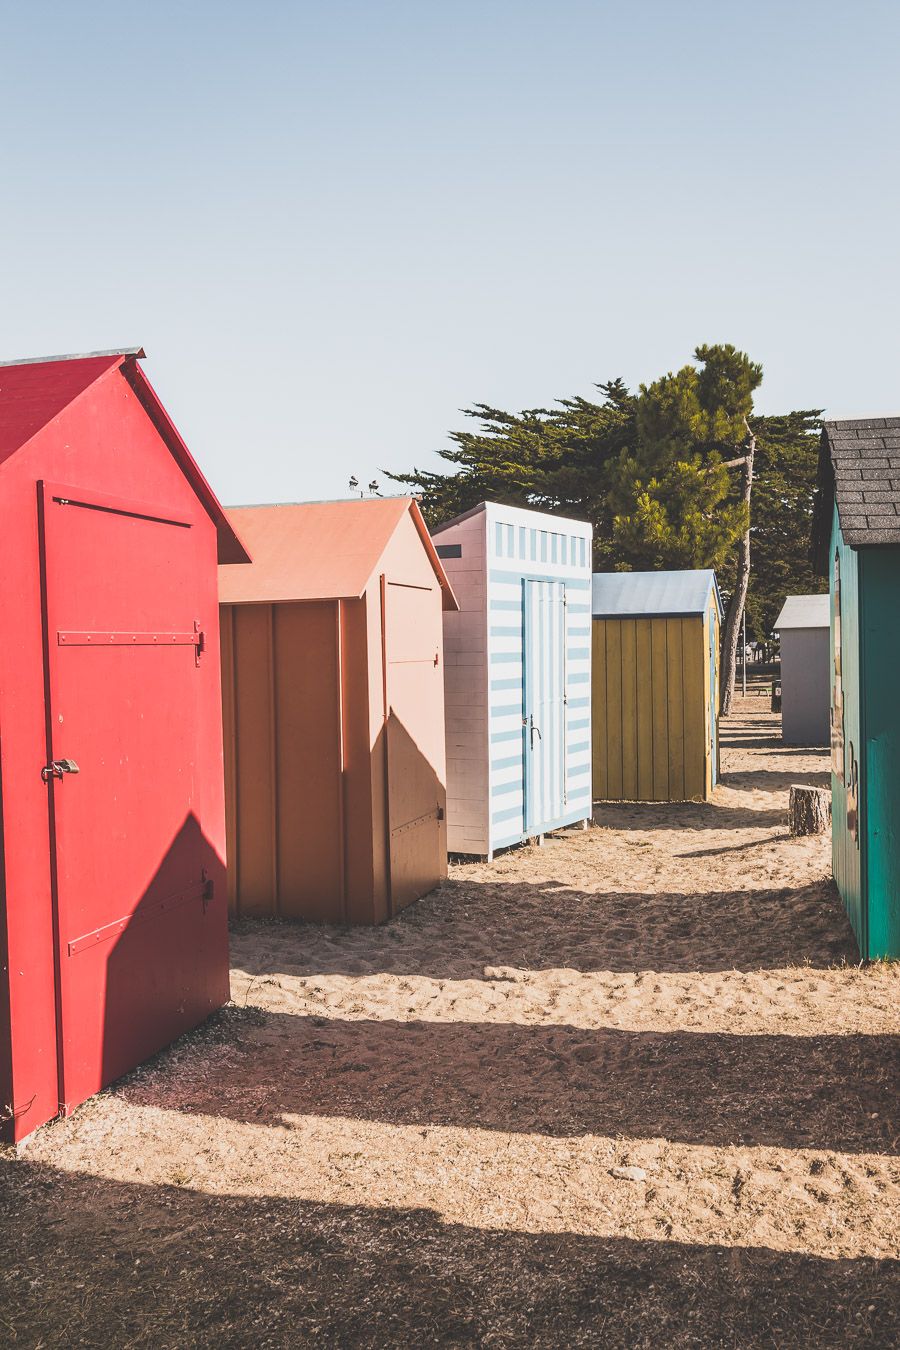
[{"xmin": 2, "ymin": 696, "xmax": 898, "ymax": 1348}]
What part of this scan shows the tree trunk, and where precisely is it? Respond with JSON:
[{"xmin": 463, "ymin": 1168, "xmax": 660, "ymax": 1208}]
[
  {"xmin": 789, "ymin": 784, "xmax": 831, "ymax": 836},
  {"xmin": 720, "ymin": 419, "xmax": 756, "ymax": 714}
]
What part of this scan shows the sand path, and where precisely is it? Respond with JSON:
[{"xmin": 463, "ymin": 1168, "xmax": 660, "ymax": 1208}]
[{"xmin": 2, "ymin": 695, "xmax": 898, "ymax": 1346}]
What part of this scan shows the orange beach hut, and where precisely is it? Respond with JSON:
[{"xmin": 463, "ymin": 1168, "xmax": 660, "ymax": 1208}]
[{"xmin": 219, "ymin": 497, "xmax": 457, "ymax": 925}]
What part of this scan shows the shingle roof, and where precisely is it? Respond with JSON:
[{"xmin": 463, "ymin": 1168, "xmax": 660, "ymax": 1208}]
[
  {"xmin": 813, "ymin": 418, "xmax": 900, "ymax": 567},
  {"xmin": 592, "ymin": 569, "xmax": 723, "ymax": 620},
  {"xmin": 774, "ymin": 593, "xmax": 829, "ymax": 630}
]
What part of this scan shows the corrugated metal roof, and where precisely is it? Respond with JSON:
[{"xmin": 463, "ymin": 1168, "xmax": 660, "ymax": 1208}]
[
  {"xmin": 774, "ymin": 593, "xmax": 829, "ymax": 630},
  {"xmin": 219, "ymin": 497, "xmax": 457, "ymax": 608},
  {"xmin": 592, "ymin": 569, "xmax": 722, "ymax": 619},
  {"xmin": 0, "ymin": 351, "xmax": 249, "ymax": 565}
]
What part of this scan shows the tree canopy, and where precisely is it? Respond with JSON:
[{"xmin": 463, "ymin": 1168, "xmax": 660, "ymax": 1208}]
[{"xmin": 387, "ymin": 345, "xmax": 823, "ymax": 641}]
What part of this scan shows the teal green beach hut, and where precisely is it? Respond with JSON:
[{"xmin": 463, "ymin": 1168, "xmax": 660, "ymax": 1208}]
[{"xmin": 813, "ymin": 417, "xmax": 900, "ymax": 960}]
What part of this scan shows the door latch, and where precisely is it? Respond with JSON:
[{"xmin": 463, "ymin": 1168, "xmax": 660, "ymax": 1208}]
[{"xmin": 42, "ymin": 758, "xmax": 80, "ymax": 783}]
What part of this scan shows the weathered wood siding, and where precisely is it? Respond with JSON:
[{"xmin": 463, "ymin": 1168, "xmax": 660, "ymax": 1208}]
[
  {"xmin": 592, "ymin": 615, "xmax": 712, "ymax": 802},
  {"xmin": 221, "ymin": 600, "xmax": 346, "ymax": 922}
]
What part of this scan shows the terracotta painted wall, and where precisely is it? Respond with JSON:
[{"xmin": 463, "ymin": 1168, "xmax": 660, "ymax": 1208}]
[
  {"xmin": 365, "ymin": 509, "xmax": 449, "ymax": 918},
  {"xmin": 221, "ymin": 599, "xmax": 348, "ymax": 922}
]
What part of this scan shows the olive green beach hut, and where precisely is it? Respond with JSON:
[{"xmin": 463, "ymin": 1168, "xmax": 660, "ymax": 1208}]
[
  {"xmin": 591, "ymin": 570, "xmax": 722, "ymax": 803},
  {"xmin": 813, "ymin": 417, "xmax": 900, "ymax": 960}
]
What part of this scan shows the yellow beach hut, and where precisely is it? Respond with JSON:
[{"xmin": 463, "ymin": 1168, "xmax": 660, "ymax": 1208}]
[{"xmin": 591, "ymin": 569, "xmax": 722, "ymax": 802}]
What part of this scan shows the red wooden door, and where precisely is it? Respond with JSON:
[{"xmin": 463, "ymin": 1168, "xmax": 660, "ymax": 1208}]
[{"xmin": 39, "ymin": 482, "xmax": 228, "ymax": 1116}]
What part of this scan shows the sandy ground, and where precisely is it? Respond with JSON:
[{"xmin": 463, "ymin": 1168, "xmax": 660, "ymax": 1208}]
[{"xmin": 2, "ymin": 694, "xmax": 898, "ymax": 1347}]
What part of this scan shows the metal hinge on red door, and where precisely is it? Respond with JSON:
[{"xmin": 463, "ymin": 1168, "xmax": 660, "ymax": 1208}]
[{"xmin": 57, "ymin": 626, "xmax": 208, "ymax": 666}]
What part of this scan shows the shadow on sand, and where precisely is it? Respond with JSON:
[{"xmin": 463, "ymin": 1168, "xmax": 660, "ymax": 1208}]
[
  {"xmin": 117, "ymin": 1007, "xmax": 898, "ymax": 1156},
  {"xmin": 721, "ymin": 769, "xmax": 831, "ymax": 792},
  {"xmin": 233, "ymin": 875, "xmax": 858, "ymax": 977},
  {"xmin": 2, "ymin": 1161, "xmax": 898, "ymax": 1348},
  {"xmin": 595, "ymin": 801, "xmax": 792, "ymax": 829}
]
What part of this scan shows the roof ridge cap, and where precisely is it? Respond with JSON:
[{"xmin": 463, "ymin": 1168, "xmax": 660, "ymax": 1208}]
[{"xmin": 0, "ymin": 347, "xmax": 144, "ymax": 369}]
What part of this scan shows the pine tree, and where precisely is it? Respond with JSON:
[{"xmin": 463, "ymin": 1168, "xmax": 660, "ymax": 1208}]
[
  {"xmin": 388, "ymin": 346, "xmax": 822, "ymax": 708},
  {"xmin": 746, "ymin": 409, "xmax": 826, "ymax": 639},
  {"xmin": 386, "ymin": 381, "xmax": 634, "ymax": 567}
]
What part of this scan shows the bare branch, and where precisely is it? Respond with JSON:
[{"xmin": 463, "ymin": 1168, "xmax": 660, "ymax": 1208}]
[{"xmin": 720, "ymin": 455, "xmax": 750, "ymax": 470}]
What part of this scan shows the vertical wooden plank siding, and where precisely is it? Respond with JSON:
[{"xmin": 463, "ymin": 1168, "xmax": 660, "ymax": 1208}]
[
  {"xmin": 232, "ymin": 604, "xmax": 277, "ymax": 913},
  {"xmin": 620, "ymin": 620, "xmax": 638, "ymax": 799},
  {"xmin": 650, "ymin": 619, "xmax": 669, "ymax": 800},
  {"xmin": 605, "ymin": 621, "xmax": 623, "ymax": 798},
  {"xmin": 223, "ymin": 601, "xmax": 345, "ymax": 921},
  {"xmin": 702, "ymin": 611, "xmax": 712, "ymax": 798},
  {"xmin": 273, "ymin": 602, "xmax": 342, "ymax": 922},
  {"xmin": 681, "ymin": 617, "xmax": 705, "ymax": 800},
  {"xmin": 591, "ymin": 620, "xmax": 608, "ymax": 800},
  {"xmin": 592, "ymin": 611, "xmax": 714, "ymax": 802},
  {"xmin": 711, "ymin": 601, "xmax": 721, "ymax": 782},
  {"xmin": 634, "ymin": 619, "xmax": 653, "ymax": 799},
  {"xmin": 219, "ymin": 605, "xmax": 238, "ymax": 913},
  {"xmin": 335, "ymin": 601, "xmax": 347, "ymax": 921},
  {"xmin": 341, "ymin": 595, "xmax": 380, "ymax": 924},
  {"xmin": 665, "ymin": 619, "xmax": 685, "ymax": 801},
  {"xmin": 266, "ymin": 606, "xmax": 279, "ymax": 912}
]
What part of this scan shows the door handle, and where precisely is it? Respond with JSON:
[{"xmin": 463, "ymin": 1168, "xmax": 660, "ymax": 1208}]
[
  {"xmin": 42, "ymin": 758, "xmax": 80, "ymax": 783},
  {"xmin": 530, "ymin": 715, "xmax": 542, "ymax": 748}
]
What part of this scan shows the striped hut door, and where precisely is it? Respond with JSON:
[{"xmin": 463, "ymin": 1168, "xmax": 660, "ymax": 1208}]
[{"xmin": 524, "ymin": 579, "xmax": 566, "ymax": 833}]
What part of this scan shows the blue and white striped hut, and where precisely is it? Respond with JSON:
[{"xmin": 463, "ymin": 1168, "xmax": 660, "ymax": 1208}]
[{"xmin": 432, "ymin": 502, "xmax": 593, "ymax": 858}]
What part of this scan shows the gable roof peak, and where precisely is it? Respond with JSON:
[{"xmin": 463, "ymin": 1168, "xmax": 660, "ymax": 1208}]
[
  {"xmin": 0, "ymin": 348, "xmax": 248, "ymax": 565},
  {"xmin": 220, "ymin": 496, "xmax": 457, "ymax": 609}
]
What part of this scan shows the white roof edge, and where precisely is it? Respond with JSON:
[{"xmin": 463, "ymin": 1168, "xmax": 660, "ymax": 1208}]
[
  {"xmin": 0, "ymin": 347, "xmax": 145, "ymax": 369},
  {"xmin": 433, "ymin": 500, "xmax": 592, "ymax": 536},
  {"xmin": 774, "ymin": 593, "xmax": 830, "ymax": 630}
]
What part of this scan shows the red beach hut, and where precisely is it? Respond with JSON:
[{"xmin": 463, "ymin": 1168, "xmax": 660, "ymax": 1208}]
[{"xmin": 0, "ymin": 348, "xmax": 248, "ymax": 1144}]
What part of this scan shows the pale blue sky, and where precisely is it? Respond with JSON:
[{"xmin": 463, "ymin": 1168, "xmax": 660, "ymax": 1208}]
[{"xmin": 1, "ymin": 1, "xmax": 897, "ymax": 505}]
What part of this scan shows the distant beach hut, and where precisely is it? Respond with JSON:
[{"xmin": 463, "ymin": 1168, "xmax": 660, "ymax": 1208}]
[
  {"xmin": 591, "ymin": 570, "xmax": 722, "ymax": 802},
  {"xmin": 812, "ymin": 417, "xmax": 900, "ymax": 959},
  {"xmin": 432, "ymin": 502, "xmax": 593, "ymax": 859},
  {"xmin": 774, "ymin": 594, "xmax": 830, "ymax": 746},
  {"xmin": 219, "ymin": 497, "xmax": 457, "ymax": 925}
]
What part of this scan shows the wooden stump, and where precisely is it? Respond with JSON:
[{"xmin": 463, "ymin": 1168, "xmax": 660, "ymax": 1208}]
[{"xmin": 789, "ymin": 784, "xmax": 831, "ymax": 836}]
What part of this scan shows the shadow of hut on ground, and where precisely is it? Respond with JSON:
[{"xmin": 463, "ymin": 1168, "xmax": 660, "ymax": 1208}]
[
  {"xmin": 2, "ymin": 1161, "xmax": 898, "ymax": 1349},
  {"xmin": 720, "ymin": 769, "xmax": 831, "ymax": 792},
  {"xmin": 117, "ymin": 1007, "xmax": 898, "ymax": 1156},
  {"xmin": 594, "ymin": 800, "xmax": 792, "ymax": 829},
  {"xmin": 232, "ymin": 875, "xmax": 857, "ymax": 977}
]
